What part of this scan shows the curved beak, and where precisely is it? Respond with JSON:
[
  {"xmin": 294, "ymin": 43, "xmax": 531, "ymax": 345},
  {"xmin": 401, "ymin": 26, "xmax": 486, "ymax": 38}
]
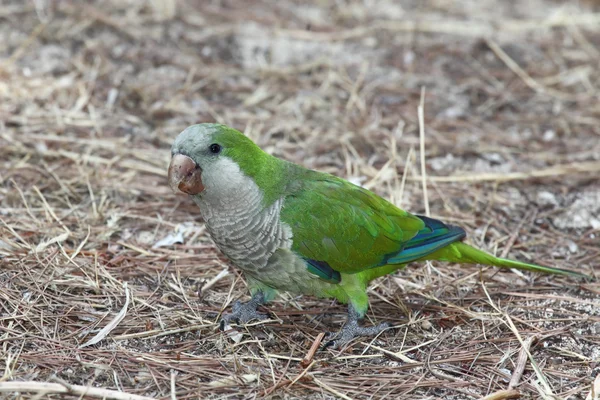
[{"xmin": 168, "ymin": 154, "xmax": 205, "ymax": 195}]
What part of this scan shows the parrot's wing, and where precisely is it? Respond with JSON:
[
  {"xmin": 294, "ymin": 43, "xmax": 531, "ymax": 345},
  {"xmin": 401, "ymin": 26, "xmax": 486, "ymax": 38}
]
[{"xmin": 280, "ymin": 172, "xmax": 465, "ymax": 280}]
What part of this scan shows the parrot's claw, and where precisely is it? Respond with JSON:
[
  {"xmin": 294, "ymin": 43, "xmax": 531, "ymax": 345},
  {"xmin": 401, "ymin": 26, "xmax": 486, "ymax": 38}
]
[
  {"xmin": 219, "ymin": 293, "xmax": 269, "ymax": 329},
  {"xmin": 324, "ymin": 306, "xmax": 391, "ymax": 349}
]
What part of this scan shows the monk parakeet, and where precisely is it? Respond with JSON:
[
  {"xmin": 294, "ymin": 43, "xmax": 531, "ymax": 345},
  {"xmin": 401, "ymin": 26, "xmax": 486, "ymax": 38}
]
[{"xmin": 168, "ymin": 123, "xmax": 585, "ymax": 347}]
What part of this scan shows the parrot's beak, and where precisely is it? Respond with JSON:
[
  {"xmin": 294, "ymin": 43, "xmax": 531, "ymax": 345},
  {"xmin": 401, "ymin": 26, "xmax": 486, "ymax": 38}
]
[{"xmin": 168, "ymin": 154, "xmax": 205, "ymax": 195}]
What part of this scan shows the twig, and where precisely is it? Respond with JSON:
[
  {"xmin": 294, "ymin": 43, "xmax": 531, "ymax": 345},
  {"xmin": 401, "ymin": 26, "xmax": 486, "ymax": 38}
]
[
  {"xmin": 301, "ymin": 333, "xmax": 324, "ymax": 368},
  {"xmin": 397, "ymin": 147, "xmax": 414, "ymax": 208},
  {"xmin": 277, "ymin": 14, "xmax": 600, "ymax": 41},
  {"xmin": 418, "ymin": 87, "xmax": 430, "ymax": 217},
  {"xmin": 485, "ymin": 38, "xmax": 581, "ymax": 101},
  {"xmin": 409, "ymin": 161, "xmax": 600, "ymax": 182},
  {"xmin": 170, "ymin": 370, "xmax": 177, "ymax": 400},
  {"xmin": 586, "ymin": 374, "xmax": 600, "ymax": 400},
  {"xmin": 479, "ymin": 389, "xmax": 521, "ymax": 400},
  {"xmin": 500, "ymin": 211, "xmax": 532, "ymax": 259},
  {"xmin": 311, "ymin": 377, "xmax": 354, "ymax": 400},
  {"xmin": 0, "ymin": 381, "xmax": 154, "ymax": 400},
  {"xmin": 112, "ymin": 323, "xmax": 213, "ymax": 341},
  {"xmin": 508, "ymin": 335, "xmax": 539, "ymax": 389},
  {"xmin": 288, "ymin": 360, "xmax": 316, "ymax": 388},
  {"xmin": 199, "ymin": 268, "xmax": 230, "ymax": 296},
  {"xmin": 80, "ymin": 283, "xmax": 130, "ymax": 348},
  {"xmin": 481, "ymin": 283, "xmax": 555, "ymax": 398}
]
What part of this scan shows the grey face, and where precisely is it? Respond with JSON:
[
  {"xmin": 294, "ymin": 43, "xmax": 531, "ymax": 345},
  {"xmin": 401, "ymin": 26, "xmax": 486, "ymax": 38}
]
[
  {"xmin": 171, "ymin": 124, "xmax": 223, "ymax": 168},
  {"xmin": 169, "ymin": 124, "xmax": 256, "ymax": 202}
]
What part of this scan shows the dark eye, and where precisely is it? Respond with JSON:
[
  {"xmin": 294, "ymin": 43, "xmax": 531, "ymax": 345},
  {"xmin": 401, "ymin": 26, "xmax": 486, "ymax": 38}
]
[{"xmin": 209, "ymin": 143, "xmax": 221, "ymax": 154}]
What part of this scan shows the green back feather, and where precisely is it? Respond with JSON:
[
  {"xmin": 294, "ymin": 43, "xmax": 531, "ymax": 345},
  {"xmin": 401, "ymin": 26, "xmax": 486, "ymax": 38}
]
[{"xmin": 280, "ymin": 171, "xmax": 425, "ymax": 274}]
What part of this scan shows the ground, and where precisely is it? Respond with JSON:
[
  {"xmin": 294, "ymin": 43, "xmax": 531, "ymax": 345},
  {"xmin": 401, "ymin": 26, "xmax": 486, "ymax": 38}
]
[{"xmin": 0, "ymin": 1, "xmax": 599, "ymax": 399}]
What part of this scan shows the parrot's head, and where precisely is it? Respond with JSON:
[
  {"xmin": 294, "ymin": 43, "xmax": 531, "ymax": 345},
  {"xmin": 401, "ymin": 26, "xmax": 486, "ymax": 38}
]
[{"xmin": 168, "ymin": 123, "xmax": 268, "ymax": 200}]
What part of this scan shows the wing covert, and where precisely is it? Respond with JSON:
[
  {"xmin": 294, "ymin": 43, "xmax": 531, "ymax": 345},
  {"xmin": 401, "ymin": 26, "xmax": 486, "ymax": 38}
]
[{"xmin": 280, "ymin": 172, "xmax": 424, "ymax": 275}]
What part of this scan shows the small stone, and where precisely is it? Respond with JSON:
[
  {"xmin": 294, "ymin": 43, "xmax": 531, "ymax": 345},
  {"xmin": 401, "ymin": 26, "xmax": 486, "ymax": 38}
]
[
  {"xmin": 430, "ymin": 154, "xmax": 455, "ymax": 172},
  {"xmin": 537, "ymin": 191, "xmax": 558, "ymax": 207},
  {"xmin": 543, "ymin": 130, "xmax": 556, "ymax": 141}
]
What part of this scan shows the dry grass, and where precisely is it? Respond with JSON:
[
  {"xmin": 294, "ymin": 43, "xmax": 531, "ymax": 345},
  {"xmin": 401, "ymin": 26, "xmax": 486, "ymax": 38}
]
[{"xmin": 1, "ymin": 0, "xmax": 599, "ymax": 399}]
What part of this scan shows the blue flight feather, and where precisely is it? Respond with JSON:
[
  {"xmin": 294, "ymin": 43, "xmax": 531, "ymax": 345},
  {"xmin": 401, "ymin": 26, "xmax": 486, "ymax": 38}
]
[
  {"xmin": 305, "ymin": 258, "xmax": 341, "ymax": 283},
  {"xmin": 385, "ymin": 215, "xmax": 466, "ymax": 265}
]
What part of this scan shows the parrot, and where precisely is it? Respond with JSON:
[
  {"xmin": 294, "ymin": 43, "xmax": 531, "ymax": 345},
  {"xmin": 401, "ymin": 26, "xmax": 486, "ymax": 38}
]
[{"xmin": 167, "ymin": 123, "xmax": 587, "ymax": 347}]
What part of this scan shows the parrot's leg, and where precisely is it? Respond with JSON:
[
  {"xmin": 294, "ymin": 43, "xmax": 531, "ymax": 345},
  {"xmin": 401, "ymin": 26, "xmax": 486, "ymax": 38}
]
[
  {"xmin": 219, "ymin": 292, "xmax": 269, "ymax": 329},
  {"xmin": 325, "ymin": 304, "xmax": 390, "ymax": 349}
]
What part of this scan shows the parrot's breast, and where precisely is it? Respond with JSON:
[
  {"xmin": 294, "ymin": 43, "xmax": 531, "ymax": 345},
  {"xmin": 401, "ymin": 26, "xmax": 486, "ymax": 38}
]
[{"xmin": 194, "ymin": 181, "xmax": 292, "ymax": 272}]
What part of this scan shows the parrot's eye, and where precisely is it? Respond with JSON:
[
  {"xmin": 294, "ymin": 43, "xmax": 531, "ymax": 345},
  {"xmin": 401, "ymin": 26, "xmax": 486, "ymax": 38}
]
[{"xmin": 209, "ymin": 143, "xmax": 221, "ymax": 154}]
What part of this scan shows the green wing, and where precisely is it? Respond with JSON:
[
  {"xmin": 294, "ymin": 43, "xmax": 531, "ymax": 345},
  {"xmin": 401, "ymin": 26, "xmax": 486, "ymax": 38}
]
[{"xmin": 280, "ymin": 171, "xmax": 425, "ymax": 278}]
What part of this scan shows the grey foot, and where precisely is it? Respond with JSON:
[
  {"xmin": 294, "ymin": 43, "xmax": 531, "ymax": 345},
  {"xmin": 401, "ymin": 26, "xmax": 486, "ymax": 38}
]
[
  {"xmin": 219, "ymin": 292, "xmax": 269, "ymax": 329},
  {"xmin": 325, "ymin": 305, "xmax": 391, "ymax": 349}
]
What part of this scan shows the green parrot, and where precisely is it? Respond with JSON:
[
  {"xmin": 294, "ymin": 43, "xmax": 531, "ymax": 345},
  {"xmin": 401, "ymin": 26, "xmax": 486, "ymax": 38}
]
[{"xmin": 168, "ymin": 123, "xmax": 586, "ymax": 347}]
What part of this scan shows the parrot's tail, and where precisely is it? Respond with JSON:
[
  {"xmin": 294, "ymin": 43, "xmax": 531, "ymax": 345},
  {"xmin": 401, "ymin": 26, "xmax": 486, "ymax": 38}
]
[{"xmin": 425, "ymin": 241, "xmax": 589, "ymax": 279}]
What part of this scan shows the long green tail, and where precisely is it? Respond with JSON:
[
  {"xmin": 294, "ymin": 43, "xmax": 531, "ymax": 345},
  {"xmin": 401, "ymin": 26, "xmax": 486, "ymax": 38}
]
[{"xmin": 425, "ymin": 241, "xmax": 589, "ymax": 279}]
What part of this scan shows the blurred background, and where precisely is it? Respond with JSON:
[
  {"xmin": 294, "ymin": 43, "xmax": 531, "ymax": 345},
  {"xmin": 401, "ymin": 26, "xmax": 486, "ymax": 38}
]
[{"xmin": 1, "ymin": 1, "xmax": 599, "ymax": 399}]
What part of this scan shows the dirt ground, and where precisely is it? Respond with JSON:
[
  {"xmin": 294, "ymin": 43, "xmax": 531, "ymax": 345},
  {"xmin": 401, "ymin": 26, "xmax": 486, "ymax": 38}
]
[{"xmin": 1, "ymin": 1, "xmax": 599, "ymax": 399}]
